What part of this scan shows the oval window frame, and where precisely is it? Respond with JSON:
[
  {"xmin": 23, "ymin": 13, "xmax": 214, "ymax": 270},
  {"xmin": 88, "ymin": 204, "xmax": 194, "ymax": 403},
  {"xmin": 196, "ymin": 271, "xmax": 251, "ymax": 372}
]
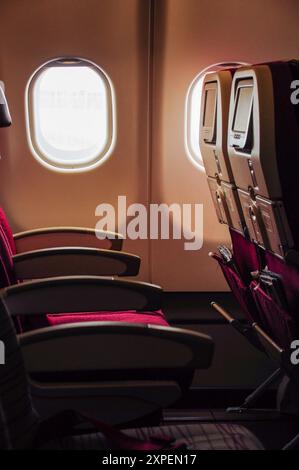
[{"xmin": 25, "ymin": 57, "xmax": 116, "ymax": 173}]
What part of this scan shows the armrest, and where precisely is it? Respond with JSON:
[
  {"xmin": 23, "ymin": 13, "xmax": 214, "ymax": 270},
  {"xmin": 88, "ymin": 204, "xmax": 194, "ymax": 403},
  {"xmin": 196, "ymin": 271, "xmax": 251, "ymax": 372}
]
[
  {"xmin": 20, "ymin": 324, "xmax": 213, "ymax": 426},
  {"xmin": 13, "ymin": 247, "xmax": 140, "ymax": 279},
  {"xmin": 19, "ymin": 321, "xmax": 214, "ymax": 373},
  {"xmin": 2, "ymin": 276, "xmax": 162, "ymax": 314},
  {"xmin": 13, "ymin": 227, "xmax": 123, "ymax": 252}
]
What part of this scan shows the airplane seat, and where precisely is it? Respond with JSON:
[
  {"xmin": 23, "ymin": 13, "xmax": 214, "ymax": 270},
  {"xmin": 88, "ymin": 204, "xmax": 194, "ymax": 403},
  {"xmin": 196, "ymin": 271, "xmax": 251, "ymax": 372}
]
[
  {"xmin": 199, "ymin": 68, "xmax": 246, "ymax": 235},
  {"xmin": 199, "ymin": 60, "xmax": 299, "ymax": 356},
  {"xmin": 203, "ymin": 60, "xmax": 299, "ymax": 380},
  {"xmin": 0, "ymin": 297, "xmax": 263, "ymax": 450},
  {"xmin": 226, "ymin": 60, "xmax": 299, "ymax": 352},
  {"xmin": 198, "ymin": 62, "xmax": 299, "ymax": 429},
  {"xmin": 227, "ymin": 60, "xmax": 299, "ymax": 259},
  {"xmin": 199, "ymin": 67, "xmax": 262, "ymax": 327}
]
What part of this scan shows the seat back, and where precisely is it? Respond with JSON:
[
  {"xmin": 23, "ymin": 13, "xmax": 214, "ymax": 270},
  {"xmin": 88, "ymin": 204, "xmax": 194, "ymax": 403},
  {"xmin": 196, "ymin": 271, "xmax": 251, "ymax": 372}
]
[
  {"xmin": 226, "ymin": 60, "xmax": 299, "ymax": 349},
  {"xmin": 200, "ymin": 61, "xmax": 299, "ymax": 350},
  {"xmin": 199, "ymin": 68, "xmax": 261, "ymax": 325},
  {"xmin": 227, "ymin": 60, "xmax": 299, "ymax": 258},
  {"xmin": 199, "ymin": 69, "xmax": 245, "ymax": 235}
]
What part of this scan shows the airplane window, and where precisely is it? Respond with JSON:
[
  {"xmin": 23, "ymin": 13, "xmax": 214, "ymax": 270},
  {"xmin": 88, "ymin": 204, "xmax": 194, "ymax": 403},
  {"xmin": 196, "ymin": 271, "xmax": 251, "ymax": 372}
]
[
  {"xmin": 185, "ymin": 62, "xmax": 246, "ymax": 171},
  {"xmin": 26, "ymin": 58, "xmax": 115, "ymax": 172}
]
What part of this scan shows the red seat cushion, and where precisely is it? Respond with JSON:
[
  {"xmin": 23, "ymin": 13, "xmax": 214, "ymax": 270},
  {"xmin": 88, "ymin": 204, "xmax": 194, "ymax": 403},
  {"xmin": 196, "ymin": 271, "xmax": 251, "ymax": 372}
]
[{"xmin": 47, "ymin": 309, "xmax": 169, "ymax": 327}]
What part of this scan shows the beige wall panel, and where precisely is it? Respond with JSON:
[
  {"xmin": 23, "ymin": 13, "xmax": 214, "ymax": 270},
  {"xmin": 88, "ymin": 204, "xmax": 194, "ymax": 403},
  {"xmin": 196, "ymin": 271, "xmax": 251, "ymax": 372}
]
[{"xmin": 0, "ymin": 0, "xmax": 151, "ymax": 280}]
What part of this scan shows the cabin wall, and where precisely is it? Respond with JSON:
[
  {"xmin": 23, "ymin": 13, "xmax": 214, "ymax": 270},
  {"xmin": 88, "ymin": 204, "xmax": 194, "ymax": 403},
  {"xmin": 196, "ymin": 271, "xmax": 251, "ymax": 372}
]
[
  {"xmin": 150, "ymin": 0, "xmax": 299, "ymax": 290},
  {"xmin": 0, "ymin": 0, "xmax": 152, "ymax": 280}
]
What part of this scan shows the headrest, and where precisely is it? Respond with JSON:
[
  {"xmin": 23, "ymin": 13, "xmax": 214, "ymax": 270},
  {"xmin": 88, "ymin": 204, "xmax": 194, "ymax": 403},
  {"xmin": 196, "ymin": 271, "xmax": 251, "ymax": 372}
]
[{"xmin": 0, "ymin": 84, "xmax": 11, "ymax": 128}]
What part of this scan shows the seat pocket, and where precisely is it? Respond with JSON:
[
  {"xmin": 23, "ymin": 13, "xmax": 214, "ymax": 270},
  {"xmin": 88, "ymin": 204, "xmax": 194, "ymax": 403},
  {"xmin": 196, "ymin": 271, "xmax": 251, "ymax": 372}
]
[
  {"xmin": 211, "ymin": 253, "xmax": 260, "ymax": 324},
  {"xmin": 250, "ymin": 280, "xmax": 296, "ymax": 350},
  {"xmin": 229, "ymin": 228, "xmax": 260, "ymax": 285}
]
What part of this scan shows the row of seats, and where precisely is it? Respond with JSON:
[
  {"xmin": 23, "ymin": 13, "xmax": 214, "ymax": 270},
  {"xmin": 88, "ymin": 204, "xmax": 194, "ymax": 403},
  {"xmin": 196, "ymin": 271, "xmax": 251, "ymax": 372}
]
[
  {"xmin": 200, "ymin": 61, "xmax": 299, "ymax": 380},
  {"xmin": 0, "ymin": 83, "xmax": 264, "ymax": 449},
  {"xmin": 199, "ymin": 61, "xmax": 299, "ymax": 451}
]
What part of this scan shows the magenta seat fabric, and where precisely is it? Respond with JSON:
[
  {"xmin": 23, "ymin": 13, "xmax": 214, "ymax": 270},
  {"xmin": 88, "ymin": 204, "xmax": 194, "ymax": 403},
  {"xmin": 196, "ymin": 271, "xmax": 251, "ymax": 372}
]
[
  {"xmin": 250, "ymin": 279, "xmax": 296, "ymax": 350},
  {"xmin": 265, "ymin": 251, "xmax": 299, "ymax": 316},
  {"xmin": 0, "ymin": 208, "xmax": 17, "ymax": 287},
  {"xmin": 215, "ymin": 231, "xmax": 299, "ymax": 347},
  {"xmin": 46, "ymin": 310, "xmax": 169, "ymax": 327},
  {"xmin": 0, "ymin": 226, "xmax": 17, "ymax": 286},
  {"xmin": 0, "ymin": 207, "xmax": 16, "ymax": 255},
  {"xmin": 0, "ymin": 240, "xmax": 13, "ymax": 287},
  {"xmin": 211, "ymin": 252, "xmax": 260, "ymax": 324},
  {"xmin": 229, "ymin": 228, "xmax": 260, "ymax": 285}
]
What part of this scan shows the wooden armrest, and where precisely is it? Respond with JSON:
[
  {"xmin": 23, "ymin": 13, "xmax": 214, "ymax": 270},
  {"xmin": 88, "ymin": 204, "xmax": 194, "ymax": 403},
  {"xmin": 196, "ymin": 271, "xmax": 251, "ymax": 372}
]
[
  {"xmin": 2, "ymin": 276, "xmax": 162, "ymax": 314},
  {"xmin": 14, "ymin": 227, "xmax": 123, "ymax": 252},
  {"xmin": 19, "ymin": 321, "xmax": 214, "ymax": 373},
  {"xmin": 13, "ymin": 247, "xmax": 140, "ymax": 279}
]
